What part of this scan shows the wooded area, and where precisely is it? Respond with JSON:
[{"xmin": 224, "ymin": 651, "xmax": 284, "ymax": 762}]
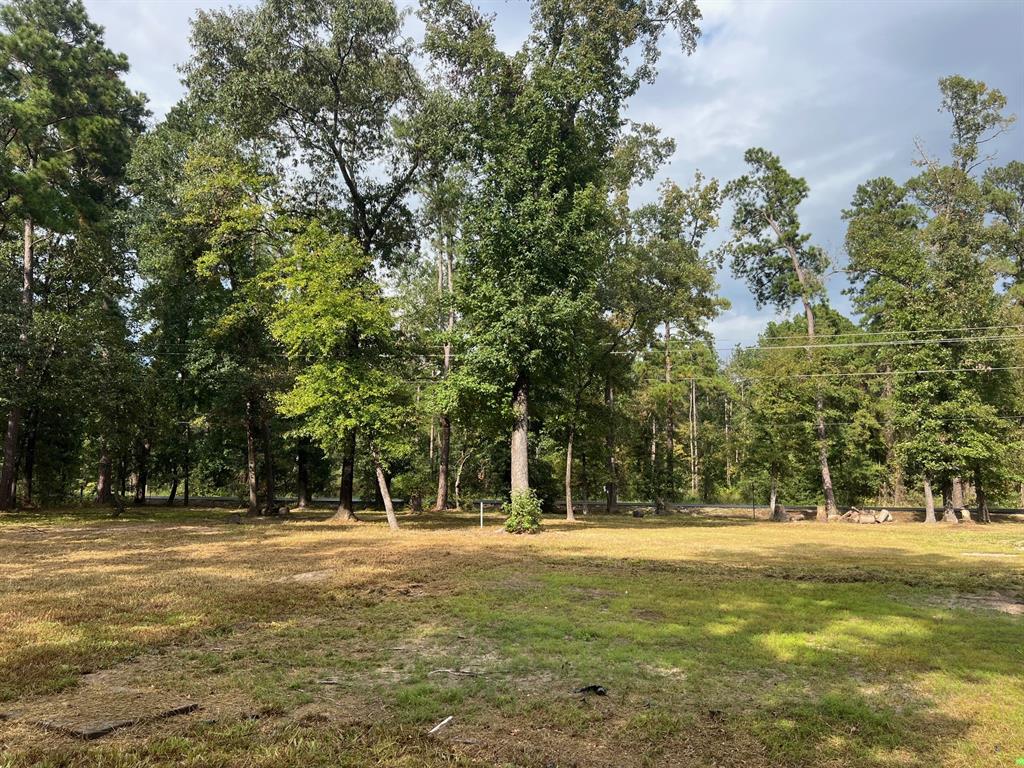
[{"xmin": 2, "ymin": 0, "xmax": 1023, "ymax": 532}]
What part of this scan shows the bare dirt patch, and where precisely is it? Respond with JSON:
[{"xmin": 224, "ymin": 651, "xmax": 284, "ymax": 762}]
[{"xmin": 921, "ymin": 591, "xmax": 1024, "ymax": 616}]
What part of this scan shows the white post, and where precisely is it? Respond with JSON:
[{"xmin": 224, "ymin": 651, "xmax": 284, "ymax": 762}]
[{"xmin": 480, "ymin": 500, "xmax": 484, "ymax": 528}]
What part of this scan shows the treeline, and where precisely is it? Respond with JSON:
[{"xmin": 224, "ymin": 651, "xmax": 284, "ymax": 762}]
[{"xmin": 1, "ymin": 0, "xmax": 1021, "ymax": 529}]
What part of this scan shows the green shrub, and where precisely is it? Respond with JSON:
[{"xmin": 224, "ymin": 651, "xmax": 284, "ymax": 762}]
[{"xmin": 503, "ymin": 489, "xmax": 542, "ymax": 534}]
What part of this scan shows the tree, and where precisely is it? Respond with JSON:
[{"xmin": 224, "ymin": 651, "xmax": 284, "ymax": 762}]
[
  {"xmin": 844, "ymin": 76, "xmax": 1017, "ymax": 523},
  {"xmin": 724, "ymin": 148, "xmax": 838, "ymax": 518},
  {"xmin": 0, "ymin": 0, "xmax": 145, "ymax": 509},
  {"xmin": 423, "ymin": 0, "xmax": 702, "ymax": 499},
  {"xmin": 185, "ymin": 0, "xmax": 430, "ymax": 519},
  {"xmin": 265, "ymin": 222, "xmax": 412, "ymax": 530}
]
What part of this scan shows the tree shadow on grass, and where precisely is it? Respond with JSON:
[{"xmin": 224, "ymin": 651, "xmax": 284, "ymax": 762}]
[
  {"xmin": 1, "ymin": 518, "xmax": 1022, "ymax": 767},
  {"xmin": 430, "ymin": 544, "xmax": 1022, "ymax": 767}
]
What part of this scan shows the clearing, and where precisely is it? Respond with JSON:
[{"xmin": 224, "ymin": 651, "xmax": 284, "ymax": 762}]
[{"xmin": 0, "ymin": 508, "xmax": 1022, "ymax": 767}]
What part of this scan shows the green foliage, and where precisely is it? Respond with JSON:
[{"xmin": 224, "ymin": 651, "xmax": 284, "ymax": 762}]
[
  {"xmin": 503, "ymin": 488, "xmax": 542, "ymax": 534},
  {"xmin": 724, "ymin": 147, "xmax": 828, "ymax": 311}
]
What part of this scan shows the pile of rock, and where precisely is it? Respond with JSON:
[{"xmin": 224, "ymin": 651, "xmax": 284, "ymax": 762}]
[{"xmin": 837, "ymin": 507, "xmax": 893, "ymax": 524}]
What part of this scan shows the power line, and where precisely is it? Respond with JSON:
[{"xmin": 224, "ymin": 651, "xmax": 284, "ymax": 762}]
[
  {"xmin": 736, "ymin": 333, "xmax": 1024, "ymax": 352},
  {"xmin": 714, "ymin": 323, "xmax": 1024, "ymax": 345},
  {"xmin": 731, "ymin": 365, "xmax": 1024, "ymax": 382}
]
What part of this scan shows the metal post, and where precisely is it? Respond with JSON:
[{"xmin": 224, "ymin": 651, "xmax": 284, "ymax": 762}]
[{"xmin": 480, "ymin": 500, "xmax": 484, "ymax": 528}]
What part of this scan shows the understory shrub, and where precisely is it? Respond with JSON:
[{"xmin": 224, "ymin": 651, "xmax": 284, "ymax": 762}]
[{"xmin": 503, "ymin": 489, "xmax": 542, "ymax": 534}]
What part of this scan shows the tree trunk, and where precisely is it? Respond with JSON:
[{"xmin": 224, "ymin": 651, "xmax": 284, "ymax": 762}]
[
  {"xmin": 580, "ymin": 449, "xmax": 589, "ymax": 515},
  {"xmin": 651, "ymin": 414, "xmax": 664, "ymax": 513},
  {"xmin": 454, "ymin": 451, "xmax": 470, "ymax": 510},
  {"xmin": 923, "ymin": 476, "xmax": 936, "ymax": 523},
  {"xmin": 951, "ymin": 477, "xmax": 964, "ymax": 510},
  {"xmin": 262, "ymin": 412, "xmax": 276, "ymax": 513},
  {"xmin": 167, "ymin": 473, "xmax": 179, "ymax": 506},
  {"xmin": 664, "ymin": 322, "xmax": 675, "ymax": 501},
  {"xmin": 975, "ymin": 469, "xmax": 990, "ymax": 523},
  {"xmin": 565, "ymin": 426, "xmax": 575, "ymax": 522},
  {"xmin": 331, "ymin": 430, "xmax": 358, "ymax": 521},
  {"xmin": 434, "ymin": 239, "xmax": 455, "ymax": 511},
  {"xmin": 134, "ymin": 438, "xmax": 150, "ymax": 505},
  {"xmin": 372, "ymin": 445, "xmax": 399, "ymax": 531},
  {"xmin": 434, "ymin": 413, "xmax": 451, "ymax": 510},
  {"xmin": 0, "ymin": 217, "xmax": 34, "ymax": 511},
  {"xmin": 788, "ymin": 240, "xmax": 837, "ymax": 518},
  {"xmin": 724, "ymin": 399, "xmax": 731, "ymax": 487},
  {"xmin": 23, "ymin": 415, "xmax": 36, "ymax": 507},
  {"xmin": 96, "ymin": 444, "xmax": 112, "ymax": 504},
  {"xmin": 689, "ymin": 377, "xmax": 699, "ymax": 498},
  {"xmin": 245, "ymin": 399, "xmax": 259, "ymax": 515},
  {"xmin": 605, "ymin": 379, "xmax": 618, "ymax": 514},
  {"xmin": 510, "ymin": 372, "xmax": 529, "ymax": 494},
  {"xmin": 941, "ymin": 479, "xmax": 957, "ymax": 523},
  {"xmin": 769, "ymin": 474, "xmax": 784, "ymax": 521},
  {"xmin": 183, "ymin": 423, "xmax": 191, "ymax": 507},
  {"xmin": 296, "ymin": 438, "xmax": 310, "ymax": 509},
  {"xmin": 813, "ymin": 391, "xmax": 837, "ymax": 519}
]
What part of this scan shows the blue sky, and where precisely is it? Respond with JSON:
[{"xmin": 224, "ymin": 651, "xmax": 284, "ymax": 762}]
[{"xmin": 85, "ymin": 0, "xmax": 1024, "ymax": 348}]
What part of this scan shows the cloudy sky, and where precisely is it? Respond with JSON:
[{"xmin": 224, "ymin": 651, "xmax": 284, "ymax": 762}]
[{"xmin": 84, "ymin": 0, "xmax": 1024, "ymax": 349}]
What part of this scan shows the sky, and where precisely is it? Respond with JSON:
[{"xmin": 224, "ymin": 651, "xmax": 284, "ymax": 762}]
[{"xmin": 84, "ymin": 0, "xmax": 1024, "ymax": 349}]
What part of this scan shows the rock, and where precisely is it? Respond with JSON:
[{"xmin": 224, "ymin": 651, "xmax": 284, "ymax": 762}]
[{"xmin": 874, "ymin": 509, "xmax": 893, "ymax": 523}]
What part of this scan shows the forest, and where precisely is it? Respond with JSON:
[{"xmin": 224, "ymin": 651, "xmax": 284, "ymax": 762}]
[{"xmin": 2, "ymin": 0, "xmax": 1023, "ymax": 531}]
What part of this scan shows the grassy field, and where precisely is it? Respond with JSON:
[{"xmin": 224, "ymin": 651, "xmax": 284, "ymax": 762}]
[{"xmin": 0, "ymin": 508, "xmax": 1022, "ymax": 768}]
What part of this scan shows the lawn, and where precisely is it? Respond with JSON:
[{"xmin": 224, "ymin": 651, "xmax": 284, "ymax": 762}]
[{"xmin": 0, "ymin": 508, "xmax": 1021, "ymax": 767}]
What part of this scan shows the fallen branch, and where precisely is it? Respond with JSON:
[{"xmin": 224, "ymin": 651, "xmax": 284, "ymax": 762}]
[
  {"xmin": 427, "ymin": 668, "xmax": 486, "ymax": 678},
  {"xmin": 428, "ymin": 715, "xmax": 454, "ymax": 736}
]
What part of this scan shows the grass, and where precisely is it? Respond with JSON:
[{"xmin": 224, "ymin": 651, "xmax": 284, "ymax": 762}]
[{"xmin": 0, "ymin": 507, "xmax": 1022, "ymax": 767}]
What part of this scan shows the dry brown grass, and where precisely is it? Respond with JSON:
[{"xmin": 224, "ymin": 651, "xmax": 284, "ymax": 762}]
[{"xmin": 0, "ymin": 508, "xmax": 1022, "ymax": 767}]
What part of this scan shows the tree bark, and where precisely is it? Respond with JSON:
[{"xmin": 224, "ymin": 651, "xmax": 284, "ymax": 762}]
[
  {"xmin": 664, "ymin": 322, "xmax": 675, "ymax": 500},
  {"xmin": 605, "ymin": 379, "xmax": 618, "ymax": 514},
  {"xmin": 0, "ymin": 217, "xmax": 34, "ymax": 510},
  {"xmin": 690, "ymin": 377, "xmax": 699, "ymax": 498},
  {"xmin": 296, "ymin": 438, "xmax": 310, "ymax": 509},
  {"xmin": 510, "ymin": 372, "xmax": 529, "ymax": 494},
  {"xmin": 454, "ymin": 450, "xmax": 471, "ymax": 510},
  {"xmin": 262, "ymin": 411, "xmax": 276, "ymax": 513},
  {"xmin": 372, "ymin": 445, "xmax": 399, "ymax": 530},
  {"xmin": 183, "ymin": 423, "xmax": 191, "ymax": 507},
  {"xmin": 651, "ymin": 414, "xmax": 664, "ymax": 513},
  {"xmin": 975, "ymin": 469, "xmax": 990, "ymax": 523},
  {"xmin": 951, "ymin": 477, "xmax": 964, "ymax": 510},
  {"xmin": 167, "ymin": 473, "xmax": 179, "ymax": 506},
  {"xmin": 434, "ymin": 413, "xmax": 451, "ymax": 510},
  {"xmin": 565, "ymin": 425, "xmax": 575, "ymax": 521},
  {"xmin": 96, "ymin": 444, "xmax": 112, "ymax": 504},
  {"xmin": 134, "ymin": 438, "xmax": 150, "ymax": 505},
  {"xmin": 580, "ymin": 449, "xmax": 589, "ymax": 515},
  {"xmin": 941, "ymin": 479, "xmax": 957, "ymax": 523},
  {"xmin": 769, "ymin": 474, "xmax": 784, "ymax": 521},
  {"xmin": 923, "ymin": 476, "xmax": 936, "ymax": 523},
  {"xmin": 245, "ymin": 399, "xmax": 259, "ymax": 515},
  {"xmin": 23, "ymin": 413, "xmax": 36, "ymax": 507},
  {"xmin": 332, "ymin": 429, "xmax": 358, "ymax": 521},
  {"xmin": 724, "ymin": 399, "xmax": 731, "ymax": 487},
  {"xmin": 434, "ymin": 236, "xmax": 455, "ymax": 511}
]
